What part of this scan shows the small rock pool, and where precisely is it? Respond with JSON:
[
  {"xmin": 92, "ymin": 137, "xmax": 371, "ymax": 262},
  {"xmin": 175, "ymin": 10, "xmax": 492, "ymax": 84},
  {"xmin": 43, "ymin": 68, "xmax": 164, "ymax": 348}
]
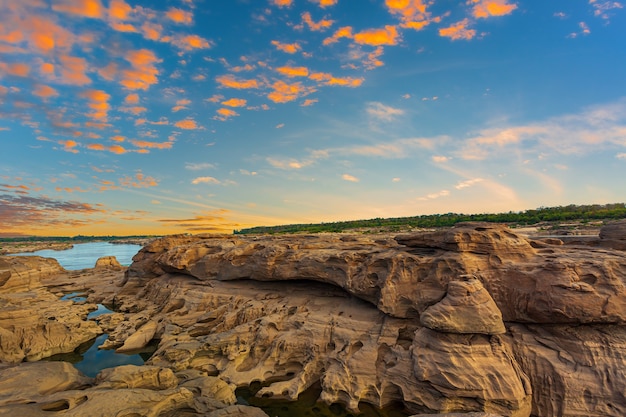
[{"xmin": 43, "ymin": 293, "xmax": 156, "ymax": 377}]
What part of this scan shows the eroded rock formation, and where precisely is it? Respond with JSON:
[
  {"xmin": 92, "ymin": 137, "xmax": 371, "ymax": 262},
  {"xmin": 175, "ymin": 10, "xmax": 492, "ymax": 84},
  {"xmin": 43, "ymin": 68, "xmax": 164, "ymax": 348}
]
[{"xmin": 1, "ymin": 222, "xmax": 625, "ymax": 417}]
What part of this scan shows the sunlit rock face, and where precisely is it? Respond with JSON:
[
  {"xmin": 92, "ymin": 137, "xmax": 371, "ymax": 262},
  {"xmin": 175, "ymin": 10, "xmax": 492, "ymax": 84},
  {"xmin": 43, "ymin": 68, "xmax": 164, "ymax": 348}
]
[
  {"xmin": 106, "ymin": 222, "xmax": 626, "ymax": 416},
  {"xmin": 2, "ymin": 222, "xmax": 625, "ymax": 416},
  {"xmin": 0, "ymin": 257, "xmax": 102, "ymax": 363}
]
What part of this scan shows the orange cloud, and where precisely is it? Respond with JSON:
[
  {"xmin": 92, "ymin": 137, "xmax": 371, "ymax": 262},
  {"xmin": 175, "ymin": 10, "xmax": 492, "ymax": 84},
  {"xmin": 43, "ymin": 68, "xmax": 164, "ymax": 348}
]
[
  {"xmin": 109, "ymin": 0, "xmax": 133, "ymax": 20},
  {"xmin": 40, "ymin": 62, "xmax": 55, "ymax": 76},
  {"xmin": 166, "ymin": 8, "xmax": 193, "ymax": 24},
  {"xmin": 222, "ymin": 98, "xmax": 247, "ymax": 107},
  {"xmin": 33, "ymin": 84, "xmax": 59, "ymax": 98},
  {"xmin": 87, "ymin": 143, "xmax": 106, "ymax": 151},
  {"xmin": 301, "ymin": 98, "xmax": 318, "ymax": 106},
  {"xmin": 125, "ymin": 93, "xmax": 139, "ymax": 104},
  {"xmin": 141, "ymin": 22, "xmax": 162, "ymax": 41},
  {"xmin": 172, "ymin": 98, "xmax": 191, "ymax": 112},
  {"xmin": 25, "ymin": 15, "xmax": 78, "ymax": 53},
  {"xmin": 309, "ymin": 72, "xmax": 363, "ymax": 87},
  {"xmin": 364, "ymin": 46, "xmax": 385, "ymax": 69},
  {"xmin": 121, "ymin": 49, "xmax": 161, "ymax": 90},
  {"xmin": 168, "ymin": 34, "xmax": 211, "ymax": 50},
  {"xmin": 119, "ymin": 106, "xmax": 147, "ymax": 115},
  {"xmin": 216, "ymin": 74, "xmax": 259, "ymax": 89},
  {"xmin": 267, "ymin": 80, "xmax": 316, "ymax": 103},
  {"xmin": 111, "ymin": 135, "xmax": 126, "ymax": 142},
  {"xmin": 130, "ymin": 138, "xmax": 175, "ymax": 149},
  {"xmin": 438, "ymin": 18, "xmax": 476, "ymax": 40},
  {"xmin": 311, "ymin": 0, "xmax": 338, "ymax": 7},
  {"xmin": 354, "ymin": 25, "xmax": 400, "ymax": 46},
  {"xmin": 385, "ymin": 0, "xmax": 433, "ymax": 30},
  {"xmin": 120, "ymin": 172, "xmax": 158, "ymax": 188},
  {"xmin": 81, "ymin": 89, "xmax": 110, "ymax": 121},
  {"xmin": 323, "ymin": 26, "xmax": 353, "ymax": 45},
  {"xmin": 216, "ymin": 108, "xmax": 238, "ymax": 120},
  {"xmin": 52, "ymin": 0, "xmax": 104, "ymax": 18},
  {"xmin": 59, "ymin": 139, "xmax": 79, "ymax": 153},
  {"xmin": 301, "ymin": 11, "xmax": 334, "ymax": 31},
  {"xmin": 470, "ymin": 0, "xmax": 518, "ymax": 19},
  {"xmin": 59, "ymin": 55, "xmax": 91, "ymax": 85},
  {"xmin": 271, "ymin": 0, "xmax": 293, "ymax": 7},
  {"xmin": 276, "ymin": 66, "xmax": 309, "ymax": 77},
  {"xmin": 271, "ymin": 40, "xmax": 302, "ymax": 54},
  {"xmin": 175, "ymin": 119, "xmax": 200, "ymax": 129},
  {"xmin": 110, "ymin": 22, "xmax": 137, "ymax": 32},
  {"xmin": 0, "ymin": 63, "xmax": 30, "ymax": 77},
  {"xmin": 108, "ymin": 144, "xmax": 128, "ymax": 154}
]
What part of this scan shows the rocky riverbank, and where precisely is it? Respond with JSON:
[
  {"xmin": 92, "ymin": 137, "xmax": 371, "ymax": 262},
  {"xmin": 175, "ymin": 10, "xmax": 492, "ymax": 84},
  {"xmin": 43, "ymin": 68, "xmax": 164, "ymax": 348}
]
[{"xmin": 1, "ymin": 221, "xmax": 626, "ymax": 416}]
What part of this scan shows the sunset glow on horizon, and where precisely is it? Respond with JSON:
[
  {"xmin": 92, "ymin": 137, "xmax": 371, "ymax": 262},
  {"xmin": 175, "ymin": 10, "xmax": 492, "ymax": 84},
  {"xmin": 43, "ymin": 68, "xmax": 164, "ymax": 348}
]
[{"xmin": 1, "ymin": 0, "xmax": 625, "ymax": 236}]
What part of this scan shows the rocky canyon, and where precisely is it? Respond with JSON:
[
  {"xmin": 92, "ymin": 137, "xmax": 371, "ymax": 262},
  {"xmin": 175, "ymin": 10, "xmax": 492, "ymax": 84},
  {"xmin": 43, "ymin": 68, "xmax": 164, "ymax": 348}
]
[{"xmin": 1, "ymin": 221, "xmax": 626, "ymax": 416}]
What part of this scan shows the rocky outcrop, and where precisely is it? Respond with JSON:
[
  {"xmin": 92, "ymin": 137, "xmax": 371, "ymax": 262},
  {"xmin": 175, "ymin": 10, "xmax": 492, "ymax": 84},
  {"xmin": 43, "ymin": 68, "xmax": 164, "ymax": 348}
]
[
  {"xmin": 94, "ymin": 256, "xmax": 123, "ymax": 269},
  {"xmin": 2, "ymin": 221, "xmax": 626, "ymax": 416},
  {"xmin": 0, "ymin": 257, "xmax": 102, "ymax": 363},
  {"xmin": 0, "ymin": 362, "xmax": 242, "ymax": 417}
]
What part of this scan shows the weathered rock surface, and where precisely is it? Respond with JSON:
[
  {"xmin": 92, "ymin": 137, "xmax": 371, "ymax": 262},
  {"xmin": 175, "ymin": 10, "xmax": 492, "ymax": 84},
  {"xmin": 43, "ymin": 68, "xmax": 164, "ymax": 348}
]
[
  {"xmin": 0, "ymin": 257, "xmax": 102, "ymax": 363},
  {"xmin": 1, "ymin": 222, "xmax": 626, "ymax": 416},
  {"xmin": 0, "ymin": 362, "xmax": 240, "ymax": 417},
  {"xmin": 420, "ymin": 277, "xmax": 506, "ymax": 334}
]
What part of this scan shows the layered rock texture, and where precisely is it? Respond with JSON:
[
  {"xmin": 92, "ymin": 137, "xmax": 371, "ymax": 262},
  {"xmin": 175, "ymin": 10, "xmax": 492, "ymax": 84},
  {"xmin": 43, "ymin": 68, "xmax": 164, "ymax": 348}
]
[{"xmin": 1, "ymin": 221, "xmax": 626, "ymax": 416}]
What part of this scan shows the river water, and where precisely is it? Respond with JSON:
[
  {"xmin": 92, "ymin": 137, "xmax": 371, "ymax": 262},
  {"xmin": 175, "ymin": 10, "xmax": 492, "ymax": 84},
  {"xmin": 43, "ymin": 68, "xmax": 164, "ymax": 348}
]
[{"xmin": 12, "ymin": 241, "xmax": 142, "ymax": 270}]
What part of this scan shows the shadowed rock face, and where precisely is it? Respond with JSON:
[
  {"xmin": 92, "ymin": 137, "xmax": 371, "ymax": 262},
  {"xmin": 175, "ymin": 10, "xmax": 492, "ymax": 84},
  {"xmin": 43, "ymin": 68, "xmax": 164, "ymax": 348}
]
[{"xmin": 1, "ymin": 222, "xmax": 626, "ymax": 417}]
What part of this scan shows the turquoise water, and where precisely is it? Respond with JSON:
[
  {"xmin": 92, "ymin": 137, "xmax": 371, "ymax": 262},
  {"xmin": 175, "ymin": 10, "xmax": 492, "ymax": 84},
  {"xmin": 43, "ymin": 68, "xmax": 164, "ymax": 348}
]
[{"xmin": 13, "ymin": 242, "xmax": 141, "ymax": 270}]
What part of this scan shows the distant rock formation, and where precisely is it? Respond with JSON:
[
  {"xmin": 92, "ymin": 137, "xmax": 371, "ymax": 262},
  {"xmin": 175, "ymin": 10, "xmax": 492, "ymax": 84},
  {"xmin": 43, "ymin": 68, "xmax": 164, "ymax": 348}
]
[
  {"xmin": 1, "ymin": 222, "xmax": 625, "ymax": 416},
  {"xmin": 94, "ymin": 256, "xmax": 123, "ymax": 270}
]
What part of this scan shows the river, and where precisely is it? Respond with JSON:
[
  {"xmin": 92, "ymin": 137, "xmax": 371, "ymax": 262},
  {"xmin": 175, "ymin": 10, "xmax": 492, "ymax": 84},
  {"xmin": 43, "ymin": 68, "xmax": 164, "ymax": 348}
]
[{"xmin": 12, "ymin": 241, "xmax": 142, "ymax": 270}]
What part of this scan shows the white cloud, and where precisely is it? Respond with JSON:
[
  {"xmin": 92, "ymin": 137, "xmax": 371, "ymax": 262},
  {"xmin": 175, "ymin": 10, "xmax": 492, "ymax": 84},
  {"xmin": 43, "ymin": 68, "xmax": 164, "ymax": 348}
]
[
  {"xmin": 191, "ymin": 176, "xmax": 221, "ymax": 184},
  {"xmin": 186, "ymin": 162, "xmax": 216, "ymax": 170},
  {"xmin": 455, "ymin": 178, "xmax": 484, "ymax": 189},
  {"xmin": 432, "ymin": 155, "xmax": 450, "ymax": 163},
  {"xmin": 617, "ymin": 153, "xmax": 626, "ymax": 159},
  {"xmin": 342, "ymin": 174, "xmax": 359, "ymax": 182},
  {"xmin": 419, "ymin": 189, "xmax": 450, "ymax": 200},
  {"xmin": 460, "ymin": 99, "xmax": 626, "ymax": 160},
  {"xmin": 366, "ymin": 102, "xmax": 404, "ymax": 122}
]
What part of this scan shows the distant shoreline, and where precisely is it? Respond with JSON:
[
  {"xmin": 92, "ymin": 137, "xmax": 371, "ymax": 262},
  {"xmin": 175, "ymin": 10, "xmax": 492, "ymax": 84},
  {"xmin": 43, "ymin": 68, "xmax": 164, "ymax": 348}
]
[{"xmin": 0, "ymin": 237, "xmax": 155, "ymax": 255}]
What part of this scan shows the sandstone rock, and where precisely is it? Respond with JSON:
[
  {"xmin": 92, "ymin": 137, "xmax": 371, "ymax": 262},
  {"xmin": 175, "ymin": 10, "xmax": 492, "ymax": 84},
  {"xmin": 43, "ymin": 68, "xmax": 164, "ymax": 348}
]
[
  {"xmin": 0, "ymin": 362, "xmax": 92, "ymax": 406},
  {"xmin": 599, "ymin": 220, "xmax": 626, "ymax": 240},
  {"xmin": 420, "ymin": 278, "xmax": 506, "ymax": 334},
  {"xmin": 94, "ymin": 365, "xmax": 178, "ymax": 390},
  {"xmin": 0, "ymin": 256, "xmax": 64, "ymax": 293},
  {"xmin": 94, "ymin": 256, "xmax": 122, "ymax": 269},
  {"xmin": 507, "ymin": 323, "xmax": 626, "ymax": 416},
  {"xmin": 3, "ymin": 223, "xmax": 626, "ymax": 416},
  {"xmin": 116, "ymin": 320, "xmax": 158, "ymax": 353},
  {"xmin": 395, "ymin": 222, "xmax": 536, "ymax": 260},
  {"xmin": 204, "ymin": 405, "xmax": 269, "ymax": 417}
]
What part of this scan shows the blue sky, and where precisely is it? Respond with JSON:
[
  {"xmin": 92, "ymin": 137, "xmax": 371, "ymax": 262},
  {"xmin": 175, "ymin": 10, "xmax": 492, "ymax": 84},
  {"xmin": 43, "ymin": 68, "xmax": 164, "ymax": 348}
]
[{"xmin": 1, "ymin": 0, "xmax": 625, "ymax": 236}]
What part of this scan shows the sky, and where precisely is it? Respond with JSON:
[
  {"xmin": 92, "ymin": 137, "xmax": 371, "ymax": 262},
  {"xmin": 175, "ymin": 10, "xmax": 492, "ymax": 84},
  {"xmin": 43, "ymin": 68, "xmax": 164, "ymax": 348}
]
[{"xmin": 1, "ymin": 0, "xmax": 625, "ymax": 236}]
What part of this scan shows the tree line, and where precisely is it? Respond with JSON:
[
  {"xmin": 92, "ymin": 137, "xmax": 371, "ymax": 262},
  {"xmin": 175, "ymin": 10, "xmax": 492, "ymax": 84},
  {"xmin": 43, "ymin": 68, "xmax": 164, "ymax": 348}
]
[{"xmin": 234, "ymin": 203, "xmax": 626, "ymax": 235}]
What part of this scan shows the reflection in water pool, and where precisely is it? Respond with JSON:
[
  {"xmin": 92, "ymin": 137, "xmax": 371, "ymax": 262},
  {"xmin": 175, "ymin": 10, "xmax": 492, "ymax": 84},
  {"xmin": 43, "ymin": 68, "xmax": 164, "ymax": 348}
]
[{"xmin": 44, "ymin": 300, "xmax": 156, "ymax": 377}]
